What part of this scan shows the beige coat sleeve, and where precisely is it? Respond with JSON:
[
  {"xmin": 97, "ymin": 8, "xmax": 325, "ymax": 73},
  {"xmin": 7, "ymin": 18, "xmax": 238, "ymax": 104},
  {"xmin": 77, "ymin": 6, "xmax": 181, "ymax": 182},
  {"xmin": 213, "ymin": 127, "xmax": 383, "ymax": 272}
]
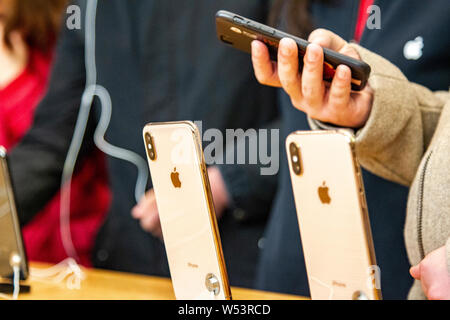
[{"xmin": 310, "ymin": 44, "xmax": 449, "ymax": 186}]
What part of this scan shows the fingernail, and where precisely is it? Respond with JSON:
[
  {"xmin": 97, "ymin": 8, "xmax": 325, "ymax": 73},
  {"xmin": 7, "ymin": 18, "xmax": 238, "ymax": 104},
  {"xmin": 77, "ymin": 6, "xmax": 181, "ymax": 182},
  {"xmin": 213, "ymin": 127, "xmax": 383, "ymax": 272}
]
[
  {"xmin": 306, "ymin": 44, "xmax": 320, "ymax": 62},
  {"xmin": 252, "ymin": 41, "xmax": 261, "ymax": 57},
  {"xmin": 337, "ymin": 66, "xmax": 350, "ymax": 79},
  {"xmin": 281, "ymin": 44, "xmax": 292, "ymax": 56}
]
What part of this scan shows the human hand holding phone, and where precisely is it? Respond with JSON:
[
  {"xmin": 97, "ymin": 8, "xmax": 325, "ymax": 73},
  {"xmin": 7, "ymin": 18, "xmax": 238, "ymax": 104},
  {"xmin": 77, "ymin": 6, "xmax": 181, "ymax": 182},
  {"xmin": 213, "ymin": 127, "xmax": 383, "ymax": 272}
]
[{"xmin": 251, "ymin": 28, "xmax": 374, "ymax": 128}]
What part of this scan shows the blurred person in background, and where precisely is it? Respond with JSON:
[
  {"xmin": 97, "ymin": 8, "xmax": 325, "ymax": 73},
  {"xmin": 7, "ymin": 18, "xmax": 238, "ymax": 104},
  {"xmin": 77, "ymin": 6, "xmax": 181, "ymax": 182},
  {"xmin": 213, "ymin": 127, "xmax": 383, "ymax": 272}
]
[
  {"xmin": 8, "ymin": 0, "xmax": 279, "ymax": 288},
  {"xmin": 250, "ymin": 0, "xmax": 450, "ymax": 299},
  {"xmin": 0, "ymin": 0, "xmax": 110, "ymax": 267}
]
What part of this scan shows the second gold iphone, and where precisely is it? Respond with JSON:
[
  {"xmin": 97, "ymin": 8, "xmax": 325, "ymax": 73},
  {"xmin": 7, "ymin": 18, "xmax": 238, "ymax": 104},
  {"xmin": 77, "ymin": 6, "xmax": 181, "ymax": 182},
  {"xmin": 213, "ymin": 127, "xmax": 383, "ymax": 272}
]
[{"xmin": 286, "ymin": 130, "xmax": 381, "ymax": 300}]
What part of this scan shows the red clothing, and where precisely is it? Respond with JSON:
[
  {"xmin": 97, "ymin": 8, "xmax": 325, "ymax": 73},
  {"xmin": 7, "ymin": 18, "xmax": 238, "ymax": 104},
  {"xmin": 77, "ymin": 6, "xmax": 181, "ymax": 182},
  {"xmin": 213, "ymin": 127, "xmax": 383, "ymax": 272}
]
[
  {"xmin": 0, "ymin": 50, "xmax": 110, "ymax": 267},
  {"xmin": 354, "ymin": 0, "xmax": 375, "ymax": 43}
]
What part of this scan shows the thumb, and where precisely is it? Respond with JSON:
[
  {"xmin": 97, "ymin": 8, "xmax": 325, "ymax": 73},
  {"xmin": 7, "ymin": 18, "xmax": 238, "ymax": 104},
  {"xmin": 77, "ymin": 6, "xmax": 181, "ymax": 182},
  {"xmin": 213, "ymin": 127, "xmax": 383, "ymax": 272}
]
[
  {"xmin": 339, "ymin": 45, "xmax": 361, "ymax": 61},
  {"xmin": 308, "ymin": 28, "xmax": 347, "ymax": 52},
  {"xmin": 410, "ymin": 264, "xmax": 421, "ymax": 280},
  {"xmin": 132, "ymin": 189, "xmax": 155, "ymax": 218}
]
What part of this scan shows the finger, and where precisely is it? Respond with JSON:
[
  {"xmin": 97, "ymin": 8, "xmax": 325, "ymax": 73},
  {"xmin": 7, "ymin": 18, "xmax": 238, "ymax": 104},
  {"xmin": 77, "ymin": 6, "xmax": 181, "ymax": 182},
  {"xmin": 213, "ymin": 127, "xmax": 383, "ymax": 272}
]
[
  {"xmin": 338, "ymin": 45, "xmax": 361, "ymax": 60},
  {"xmin": 132, "ymin": 195, "xmax": 146, "ymax": 218},
  {"xmin": 301, "ymin": 43, "xmax": 325, "ymax": 110},
  {"xmin": 132, "ymin": 190, "xmax": 156, "ymax": 218},
  {"xmin": 140, "ymin": 209, "xmax": 160, "ymax": 233},
  {"xmin": 149, "ymin": 215, "xmax": 163, "ymax": 239},
  {"xmin": 277, "ymin": 37, "xmax": 302, "ymax": 103},
  {"xmin": 154, "ymin": 223, "xmax": 163, "ymax": 240},
  {"xmin": 326, "ymin": 65, "xmax": 352, "ymax": 118},
  {"xmin": 409, "ymin": 265, "xmax": 421, "ymax": 280},
  {"xmin": 251, "ymin": 40, "xmax": 281, "ymax": 87},
  {"xmin": 132, "ymin": 199, "xmax": 145, "ymax": 219},
  {"xmin": 152, "ymin": 219, "xmax": 163, "ymax": 239},
  {"xmin": 308, "ymin": 28, "xmax": 347, "ymax": 52}
]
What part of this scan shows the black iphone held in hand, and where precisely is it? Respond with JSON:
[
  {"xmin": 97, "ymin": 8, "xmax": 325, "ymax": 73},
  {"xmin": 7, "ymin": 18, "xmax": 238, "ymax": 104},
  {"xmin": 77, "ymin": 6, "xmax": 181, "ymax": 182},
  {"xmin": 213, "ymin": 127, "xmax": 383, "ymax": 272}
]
[{"xmin": 216, "ymin": 10, "xmax": 371, "ymax": 91}]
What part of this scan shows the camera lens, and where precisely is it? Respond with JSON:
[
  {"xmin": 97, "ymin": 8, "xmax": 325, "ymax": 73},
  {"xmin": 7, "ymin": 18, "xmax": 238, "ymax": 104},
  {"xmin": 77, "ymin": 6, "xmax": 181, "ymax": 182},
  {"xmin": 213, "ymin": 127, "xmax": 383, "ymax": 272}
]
[
  {"xmin": 145, "ymin": 133, "xmax": 156, "ymax": 161},
  {"xmin": 290, "ymin": 142, "xmax": 297, "ymax": 152},
  {"xmin": 289, "ymin": 142, "xmax": 302, "ymax": 176}
]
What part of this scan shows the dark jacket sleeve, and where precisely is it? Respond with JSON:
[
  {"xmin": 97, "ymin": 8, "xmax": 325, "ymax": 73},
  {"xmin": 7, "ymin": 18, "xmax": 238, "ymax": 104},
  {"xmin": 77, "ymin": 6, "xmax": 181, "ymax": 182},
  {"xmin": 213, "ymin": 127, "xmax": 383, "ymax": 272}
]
[
  {"xmin": 217, "ymin": 118, "xmax": 281, "ymax": 223},
  {"xmin": 9, "ymin": 21, "xmax": 95, "ymax": 225}
]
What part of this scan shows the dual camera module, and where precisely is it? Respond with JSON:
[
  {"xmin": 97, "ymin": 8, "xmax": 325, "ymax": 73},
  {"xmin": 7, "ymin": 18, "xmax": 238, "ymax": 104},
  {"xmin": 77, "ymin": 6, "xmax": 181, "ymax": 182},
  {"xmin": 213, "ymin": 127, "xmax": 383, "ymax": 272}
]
[
  {"xmin": 145, "ymin": 133, "xmax": 157, "ymax": 161},
  {"xmin": 289, "ymin": 142, "xmax": 302, "ymax": 176}
]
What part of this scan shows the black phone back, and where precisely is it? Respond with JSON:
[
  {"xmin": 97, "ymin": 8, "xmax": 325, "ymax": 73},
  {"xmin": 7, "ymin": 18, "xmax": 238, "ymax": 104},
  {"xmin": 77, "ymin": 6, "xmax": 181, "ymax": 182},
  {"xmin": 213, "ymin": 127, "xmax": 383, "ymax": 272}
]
[{"xmin": 216, "ymin": 10, "xmax": 370, "ymax": 91}]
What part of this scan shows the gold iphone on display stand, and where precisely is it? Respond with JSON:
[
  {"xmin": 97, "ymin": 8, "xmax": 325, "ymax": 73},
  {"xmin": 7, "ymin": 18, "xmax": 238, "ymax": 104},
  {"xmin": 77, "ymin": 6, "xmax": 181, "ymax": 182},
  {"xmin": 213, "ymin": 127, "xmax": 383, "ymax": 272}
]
[
  {"xmin": 142, "ymin": 121, "xmax": 231, "ymax": 300},
  {"xmin": 286, "ymin": 131, "xmax": 381, "ymax": 300}
]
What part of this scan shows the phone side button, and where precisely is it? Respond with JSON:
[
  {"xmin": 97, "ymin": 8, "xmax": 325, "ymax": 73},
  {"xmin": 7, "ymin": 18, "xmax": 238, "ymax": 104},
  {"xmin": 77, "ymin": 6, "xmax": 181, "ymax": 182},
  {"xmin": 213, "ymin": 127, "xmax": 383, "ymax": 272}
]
[
  {"xmin": 233, "ymin": 16, "xmax": 245, "ymax": 24},
  {"xmin": 259, "ymin": 26, "xmax": 275, "ymax": 35}
]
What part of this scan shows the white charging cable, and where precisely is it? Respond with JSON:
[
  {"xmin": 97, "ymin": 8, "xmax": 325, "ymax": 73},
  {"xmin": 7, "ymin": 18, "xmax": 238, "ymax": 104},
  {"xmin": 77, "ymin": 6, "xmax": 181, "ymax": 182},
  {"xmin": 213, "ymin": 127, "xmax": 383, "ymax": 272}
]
[
  {"xmin": 0, "ymin": 254, "xmax": 22, "ymax": 300},
  {"xmin": 11, "ymin": 265, "xmax": 20, "ymax": 300},
  {"xmin": 310, "ymin": 276, "xmax": 334, "ymax": 300},
  {"xmin": 29, "ymin": 258, "xmax": 85, "ymax": 290},
  {"xmin": 59, "ymin": 0, "xmax": 99, "ymax": 262},
  {"xmin": 59, "ymin": 0, "xmax": 148, "ymax": 265},
  {"xmin": 92, "ymin": 85, "xmax": 148, "ymax": 202}
]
